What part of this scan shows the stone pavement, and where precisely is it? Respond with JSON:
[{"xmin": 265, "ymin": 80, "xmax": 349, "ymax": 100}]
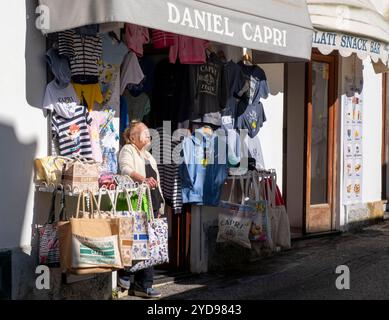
[{"xmin": 121, "ymin": 221, "xmax": 389, "ymax": 300}]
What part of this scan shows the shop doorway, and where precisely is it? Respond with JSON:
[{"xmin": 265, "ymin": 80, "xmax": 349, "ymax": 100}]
[{"xmin": 305, "ymin": 53, "xmax": 338, "ymax": 233}]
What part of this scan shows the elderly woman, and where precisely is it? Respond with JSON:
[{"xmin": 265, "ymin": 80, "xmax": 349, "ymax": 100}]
[{"xmin": 118, "ymin": 121, "xmax": 164, "ymax": 299}]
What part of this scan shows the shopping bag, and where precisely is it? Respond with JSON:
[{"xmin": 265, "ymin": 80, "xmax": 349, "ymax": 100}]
[
  {"xmin": 38, "ymin": 189, "xmax": 67, "ymax": 267},
  {"xmin": 126, "ymin": 185, "xmax": 150, "ymax": 261},
  {"xmin": 105, "ymin": 188, "xmax": 134, "ymax": 267},
  {"xmin": 244, "ymin": 173, "xmax": 273, "ymax": 250},
  {"xmin": 58, "ymin": 191, "xmax": 122, "ymax": 274},
  {"xmin": 130, "ymin": 186, "xmax": 169, "ymax": 272},
  {"xmin": 217, "ymin": 177, "xmax": 254, "ymax": 249},
  {"xmin": 265, "ymin": 179, "xmax": 291, "ymax": 249},
  {"xmin": 62, "ymin": 156, "xmax": 99, "ymax": 192},
  {"xmin": 217, "ymin": 210, "xmax": 253, "ymax": 249},
  {"xmin": 34, "ymin": 156, "xmax": 69, "ymax": 185}
]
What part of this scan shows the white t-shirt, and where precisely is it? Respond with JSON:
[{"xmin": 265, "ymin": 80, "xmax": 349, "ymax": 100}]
[
  {"xmin": 120, "ymin": 51, "xmax": 144, "ymax": 95},
  {"xmin": 244, "ymin": 133, "xmax": 265, "ymax": 170},
  {"xmin": 42, "ymin": 80, "xmax": 80, "ymax": 116}
]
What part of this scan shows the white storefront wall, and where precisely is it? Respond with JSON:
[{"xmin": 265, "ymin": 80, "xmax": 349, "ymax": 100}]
[
  {"xmin": 0, "ymin": 1, "xmax": 47, "ymax": 250},
  {"xmin": 339, "ymin": 55, "xmax": 383, "ymax": 227}
]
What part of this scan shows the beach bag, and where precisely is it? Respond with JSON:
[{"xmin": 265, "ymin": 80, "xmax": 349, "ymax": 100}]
[
  {"xmin": 58, "ymin": 191, "xmax": 122, "ymax": 275},
  {"xmin": 38, "ymin": 189, "xmax": 67, "ymax": 266},
  {"xmin": 126, "ymin": 185, "xmax": 151, "ymax": 261},
  {"xmin": 244, "ymin": 173, "xmax": 274, "ymax": 250},
  {"xmin": 62, "ymin": 156, "xmax": 99, "ymax": 192},
  {"xmin": 217, "ymin": 177, "xmax": 254, "ymax": 249},
  {"xmin": 264, "ymin": 178, "xmax": 291, "ymax": 249},
  {"xmin": 130, "ymin": 186, "xmax": 169, "ymax": 272}
]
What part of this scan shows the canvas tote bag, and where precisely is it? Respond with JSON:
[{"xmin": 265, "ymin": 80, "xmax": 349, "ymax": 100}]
[
  {"xmin": 265, "ymin": 178, "xmax": 291, "ymax": 250},
  {"xmin": 244, "ymin": 173, "xmax": 274, "ymax": 250},
  {"xmin": 104, "ymin": 187, "xmax": 134, "ymax": 267},
  {"xmin": 130, "ymin": 186, "xmax": 169, "ymax": 272},
  {"xmin": 38, "ymin": 188, "xmax": 67, "ymax": 267},
  {"xmin": 58, "ymin": 191, "xmax": 122, "ymax": 275},
  {"xmin": 217, "ymin": 176, "xmax": 254, "ymax": 249},
  {"xmin": 126, "ymin": 185, "xmax": 151, "ymax": 261}
]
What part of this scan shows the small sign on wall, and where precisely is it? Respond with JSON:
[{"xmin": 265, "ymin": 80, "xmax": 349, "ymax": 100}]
[{"xmin": 343, "ymin": 87, "xmax": 363, "ymax": 205}]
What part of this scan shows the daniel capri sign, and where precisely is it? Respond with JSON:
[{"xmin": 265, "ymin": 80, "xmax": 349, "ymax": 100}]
[
  {"xmin": 166, "ymin": 2, "xmax": 287, "ymax": 48},
  {"xmin": 37, "ymin": 0, "xmax": 313, "ymax": 60}
]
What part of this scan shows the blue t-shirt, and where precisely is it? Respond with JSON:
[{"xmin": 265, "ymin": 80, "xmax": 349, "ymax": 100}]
[{"xmin": 101, "ymin": 33, "xmax": 128, "ymax": 65}]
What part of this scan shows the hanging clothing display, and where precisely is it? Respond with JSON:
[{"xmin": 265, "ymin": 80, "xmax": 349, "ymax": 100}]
[
  {"xmin": 224, "ymin": 60, "xmax": 247, "ymax": 99},
  {"xmin": 120, "ymin": 51, "xmax": 145, "ymax": 95},
  {"xmin": 188, "ymin": 53, "xmax": 228, "ymax": 122},
  {"xmin": 128, "ymin": 56, "xmax": 155, "ymax": 96},
  {"xmin": 145, "ymin": 160, "xmax": 164, "ymax": 214},
  {"xmin": 235, "ymin": 99, "xmax": 267, "ymax": 139},
  {"xmin": 98, "ymin": 33, "xmax": 129, "ymax": 111},
  {"xmin": 169, "ymin": 35, "xmax": 209, "ymax": 64},
  {"xmin": 238, "ymin": 62, "xmax": 270, "ymax": 104},
  {"xmin": 151, "ymin": 59, "xmax": 191, "ymax": 129},
  {"xmin": 74, "ymin": 24, "xmax": 99, "ymax": 36},
  {"xmin": 101, "ymin": 33, "xmax": 128, "ymax": 65},
  {"xmin": 180, "ymin": 127, "xmax": 228, "ymax": 206},
  {"xmin": 123, "ymin": 91, "xmax": 151, "ymax": 122},
  {"xmin": 124, "ymin": 23, "xmax": 150, "ymax": 57},
  {"xmin": 51, "ymin": 105, "xmax": 93, "ymax": 158},
  {"xmin": 99, "ymin": 22, "xmax": 124, "ymax": 39},
  {"xmin": 98, "ymin": 62, "xmax": 121, "ymax": 110},
  {"xmin": 155, "ymin": 127, "xmax": 183, "ymax": 213},
  {"xmin": 151, "ymin": 30, "xmax": 175, "ymax": 49},
  {"xmin": 58, "ymin": 30, "xmax": 102, "ymax": 84},
  {"xmin": 88, "ymin": 111, "xmax": 107, "ymax": 163},
  {"xmin": 45, "ymin": 48, "xmax": 71, "ymax": 88},
  {"xmin": 42, "ymin": 80, "xmax": 79, "ymax": 115},
  {"xmin": 71, "ymin": 82, "xmax": 104, "ymax": 111},
  {"xmin": 244, "ymin": 134, "xmax": 265, "ymax": 170}
]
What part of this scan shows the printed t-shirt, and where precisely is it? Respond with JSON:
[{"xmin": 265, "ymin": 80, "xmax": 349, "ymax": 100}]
[
  {"xmin": 51, "ymin": 106, "xmax": 93, "ymax": 158},
  {"xmin": 235, "ymin": 99, "xmax": 266, "ymax": 139},
  {"xmin": 188, "ymin": 54, "xmax": 228, "ymax": 119},
  {"xmin": 42, "ymin": 80, "xmax": 80, "ymax": 115}
]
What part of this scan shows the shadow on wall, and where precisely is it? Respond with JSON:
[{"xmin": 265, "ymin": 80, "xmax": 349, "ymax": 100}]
[
  {"xmin": 25, "ymin": 0, "xmax": 47, "ymax": 109},
  {"xmin": 0, "ymin": 122, "xmax": 36, "ymax": 249}
]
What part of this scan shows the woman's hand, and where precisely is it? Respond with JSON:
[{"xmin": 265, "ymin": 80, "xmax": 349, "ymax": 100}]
[{"xmin": 145, "ymin": 177, "xmax": 158, "ymax": 189}]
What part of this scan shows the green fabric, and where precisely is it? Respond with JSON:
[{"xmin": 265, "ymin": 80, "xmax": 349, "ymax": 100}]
[{"xmin": 115, "ymin": 193, "xmax": 150, "ymax": 216}]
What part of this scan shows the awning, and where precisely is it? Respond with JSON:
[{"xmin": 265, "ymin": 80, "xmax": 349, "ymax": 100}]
[
  {"xmin": 313, "ymin": 29, "xmax": 389, "ymax": 65},
  {"xmin": 308, "ymin": 0, "xmax": 389, "ymax": 67},
  {"xmin": 38, "ymin": 0, "xmax": 314, "ymax": 61}
]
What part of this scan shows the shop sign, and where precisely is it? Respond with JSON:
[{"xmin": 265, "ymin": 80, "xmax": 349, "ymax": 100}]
[
  {"xmin": 313, "ymin": 30, "xmax": 389, "ymax": 65},
  {"xmin": 167, "ymin": 2, "xmax": 287, "ymax": 48}
]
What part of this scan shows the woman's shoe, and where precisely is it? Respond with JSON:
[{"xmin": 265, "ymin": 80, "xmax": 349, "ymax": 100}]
[
  {"xmin": 134, "ymin": 287, "xmax": 162, "ymax": 299},
  {"xmin": 118, "ymin": 276, "xmax": 131, "ymax": 290}
]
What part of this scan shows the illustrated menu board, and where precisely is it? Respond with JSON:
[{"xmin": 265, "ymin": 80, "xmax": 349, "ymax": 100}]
[{"xmin": 343, "ymin": 92, "xmax": 363, "ymax": 205}]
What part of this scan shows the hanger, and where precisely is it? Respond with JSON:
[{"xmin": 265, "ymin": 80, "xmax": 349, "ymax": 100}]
[
  {"xmin": 242, "ymin": 52, "xmax": 253, "ymax": 66},
  {"xmin": 202, "ymin": 125, "xmax": 213, "ymax": 136},
  {"xmin": 241, "ymin": 47, "xmax": 253, "ymax": 66},
  {"xmin": 108, "ymin": 31, "xmax": 121, "ymax": 43}
]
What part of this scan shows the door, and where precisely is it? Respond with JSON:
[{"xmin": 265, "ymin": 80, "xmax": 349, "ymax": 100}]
[{"xmin": 305, "ymin": 53, "xmax": 337, "ymax": 233}]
